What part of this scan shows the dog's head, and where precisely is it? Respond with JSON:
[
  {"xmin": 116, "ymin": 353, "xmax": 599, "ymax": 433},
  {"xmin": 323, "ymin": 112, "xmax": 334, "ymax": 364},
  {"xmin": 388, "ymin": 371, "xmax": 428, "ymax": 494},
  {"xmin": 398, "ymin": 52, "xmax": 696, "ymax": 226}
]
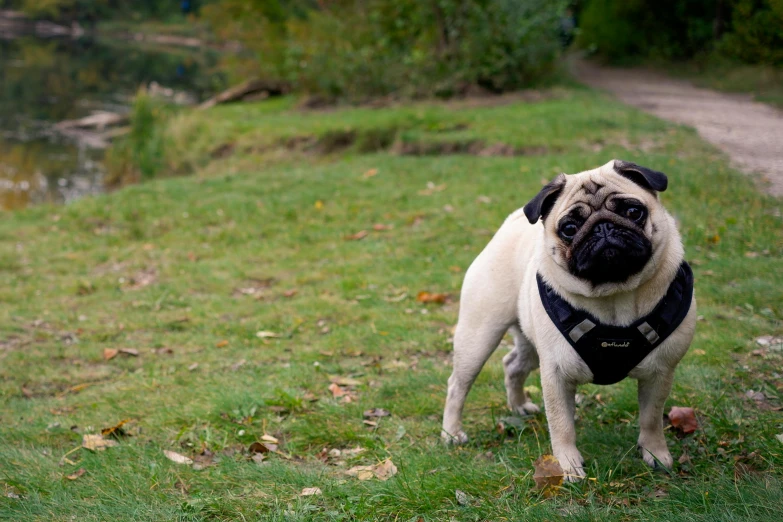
[{"xmin": 524, "ymin": 160, "xmax": 678, "ymax": 295}]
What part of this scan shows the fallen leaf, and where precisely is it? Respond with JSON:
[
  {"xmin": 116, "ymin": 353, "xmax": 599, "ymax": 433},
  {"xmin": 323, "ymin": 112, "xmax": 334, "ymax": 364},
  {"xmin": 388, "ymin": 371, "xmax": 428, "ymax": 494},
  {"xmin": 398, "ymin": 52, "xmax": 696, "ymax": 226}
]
[
  {"xmin": 346, "ymin": 466, "xmax": 374, "ymax": 481},
  {"xmin": 455, "ymin": 489, "xmax": 470, "ymax": 506},
  {"xmin": 692, "ymin": 349, "xmax": 706, "ymax": 356},
  {"xmin": 363, "ymin": 168, "xmax": 378, "ymax": 178},
  {"xmin": 82, "ymin": 434, "xmax": 118, "ymax": 452},
  {"xmin": 372, "ymin": 223, "xmax": 394, "ymax": 231},
  {"xmin": 373, "ymin": 458, "xmax": 398, "ymax": 480},
  {"xmin": 330, "ymin": 376, "xmax": 362, "ymax": 386},
  {"xmin": 216, "ymin": 340, "xmax": 229, "ymax": 348},
  {"xmin": 103, "ymin": 348, "xmax": 119, "ymax": 361},
  {"xmin": 347, "ymin": 458, "xmax": 397, "ymax": 481},
  {"xmin": 300, "ymin": 487, "xmax": 322, "ymax": 496},
  {"xmin": 329, "ymin": 383, "xmax": 347, "ymax": 398},
  {"xmin": 532, "ymin": 455, "xmax": 564, "ymax": 492},
  {"xmin": 345, "ymin": 230, "xmax": 369, "ymax": 241},
  {"xmin": 261, "ymin": 434, "xmax": 279, "ymax": 444},
  {"xmin": 649, "ymin": 488, "xmax": 668, "ymax": 499},
  {"xmin": 163, "ymin": 450, "xmax": 193, "ymax": 465},
  {"xmin": 119, "ymin": 348, "xmax": 139, "ymax": 356},
  {"xmin": 249, "ymin": 442, "xmax": 278, "ymax": 454},
  {"xmin": 363, "ymin": 420, "xmax": 378, "ymax": 427},
  {"xmin": 256, "ymin": 331, "xmax": 281, "ymax": 339},
  {"xmin": 477, "ymin": 195, "xmax": 492, "ymax": 204},
  {"xmin": 363, "ymin": 408, "xmax": 391, "ymax": 418},
  {"xmin": 283, "ymin": 289, "xmax": 298, "ymax": 298},
  {"xmin": 668, "ymin": 406, "xmax": 698, "ymax": 434},
  {"xmin": 188, "ymin": 363, "xmax": 199, "ymax": 371},
  {"xmin": 66, "ymin": 468, "xmax": 87, "ymax": 480},
  {"xmin": 775, "ymin": 433, "xmax": 783, "ymax": 445},
  {"xmin": 416, "ymin": 291, "xmax": 448, "ymax": 304},
  {"xmin": 101, "ymin": 419, "xmax": 131, "ymax": 438}
]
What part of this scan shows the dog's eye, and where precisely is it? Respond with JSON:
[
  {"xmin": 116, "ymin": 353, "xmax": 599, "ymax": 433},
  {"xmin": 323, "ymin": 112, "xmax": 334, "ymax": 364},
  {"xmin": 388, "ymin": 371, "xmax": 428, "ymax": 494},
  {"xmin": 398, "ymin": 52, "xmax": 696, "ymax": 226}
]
[
  {"xmin": 625, "ymin": 207, "xmax": 644, "ymax": 221},
  {"xmin": 560, "ymin": 222, "xmax": 578, "ymax": 239}
]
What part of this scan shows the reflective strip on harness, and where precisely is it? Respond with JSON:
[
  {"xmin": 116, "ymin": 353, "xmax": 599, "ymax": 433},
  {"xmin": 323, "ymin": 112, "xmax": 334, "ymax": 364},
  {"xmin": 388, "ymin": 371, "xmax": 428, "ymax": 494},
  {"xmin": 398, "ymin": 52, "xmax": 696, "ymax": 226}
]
[
  {"xmin": 569, "ymin": 319, "xmax": 596, "ymax": 343},
  {"xmin": 637, "ymin": 322, "xmax": 660, "ymax": 344}
]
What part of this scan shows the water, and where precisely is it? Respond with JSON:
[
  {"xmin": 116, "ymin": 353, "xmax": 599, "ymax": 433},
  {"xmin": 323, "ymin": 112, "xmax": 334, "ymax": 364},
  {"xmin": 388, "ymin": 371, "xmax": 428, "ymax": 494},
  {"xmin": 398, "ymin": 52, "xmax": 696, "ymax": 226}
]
[{"xmin": 0, "ymin": 35, "xmax": 226, "ymax": 211}]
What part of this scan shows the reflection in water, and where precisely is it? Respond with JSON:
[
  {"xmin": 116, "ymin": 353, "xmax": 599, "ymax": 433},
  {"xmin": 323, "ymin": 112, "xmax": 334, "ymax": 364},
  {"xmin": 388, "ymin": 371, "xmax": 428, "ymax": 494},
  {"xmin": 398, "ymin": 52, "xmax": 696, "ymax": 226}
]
[{"xmin": 0, "ymin": 35, "xmax": 225, "ymax": 211}]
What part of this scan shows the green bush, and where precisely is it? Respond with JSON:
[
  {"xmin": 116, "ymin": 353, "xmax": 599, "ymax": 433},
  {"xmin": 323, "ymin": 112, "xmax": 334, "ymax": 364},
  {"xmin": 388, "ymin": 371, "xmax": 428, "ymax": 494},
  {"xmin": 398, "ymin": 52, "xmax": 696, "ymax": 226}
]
[
  {"xmin": 105, "ymin": 88, "xmax": 170, "ymax": 186},
  {"xmin": 577, "ymin": 0, "xmax": 783, "ymax": 65},
  {"xmin": 202, "ymin": 0, "xmax": 567, "ymax": 100},
  {"xmin": 718, "ymin": 0, "xmax": 783, "ymax": 65}
]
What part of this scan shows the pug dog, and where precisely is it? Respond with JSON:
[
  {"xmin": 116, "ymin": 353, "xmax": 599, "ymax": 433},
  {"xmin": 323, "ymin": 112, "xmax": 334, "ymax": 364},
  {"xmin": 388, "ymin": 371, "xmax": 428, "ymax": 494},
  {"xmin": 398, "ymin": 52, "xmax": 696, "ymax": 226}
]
[{"xmin": 441, "ymin": 159, "xmax": 696, "ymax": 480}]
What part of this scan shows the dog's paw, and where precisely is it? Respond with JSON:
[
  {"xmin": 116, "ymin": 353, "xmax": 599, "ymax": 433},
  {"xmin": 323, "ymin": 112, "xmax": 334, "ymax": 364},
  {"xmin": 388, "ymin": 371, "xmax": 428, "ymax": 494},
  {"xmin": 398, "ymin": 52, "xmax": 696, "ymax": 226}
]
[
  {"xmin": 441, "ymin": 429, "xmax": 469, "ymax": 445},
  {"xmin": 510, "ymin": 401, "xmax": 540, "ymax": 416},
  {"xmin": 638, "ymin": 443, "xmax": 673, "ymax": 470},
  {"xmin": 554, "ymin": 448, "xmax": 586, "ymax": 482}
]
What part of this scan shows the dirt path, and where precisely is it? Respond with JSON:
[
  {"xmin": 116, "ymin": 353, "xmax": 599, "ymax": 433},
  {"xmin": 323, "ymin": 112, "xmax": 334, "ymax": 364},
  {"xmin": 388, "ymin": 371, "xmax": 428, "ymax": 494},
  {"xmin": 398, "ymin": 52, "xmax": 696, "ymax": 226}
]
[{"xmin": 573, "ymin": 60, "xmax": 783, "ymax": 197}]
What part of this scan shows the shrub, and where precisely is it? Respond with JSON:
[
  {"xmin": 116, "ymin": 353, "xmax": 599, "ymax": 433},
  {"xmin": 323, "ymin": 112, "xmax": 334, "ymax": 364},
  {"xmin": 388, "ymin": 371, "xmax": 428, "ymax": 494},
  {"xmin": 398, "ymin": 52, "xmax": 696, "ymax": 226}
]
[
  {"xmin": 201, "ymin": 0, "xmax": 567, "ymax": 100},
  {"xmin": 577, "ymin": 0, "xmax": 783, "ymax": 65}
]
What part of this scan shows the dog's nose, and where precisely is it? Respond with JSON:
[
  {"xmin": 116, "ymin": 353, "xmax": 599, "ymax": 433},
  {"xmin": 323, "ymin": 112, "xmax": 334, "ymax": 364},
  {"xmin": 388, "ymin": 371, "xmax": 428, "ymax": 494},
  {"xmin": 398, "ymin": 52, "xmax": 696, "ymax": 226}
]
[{"xmin": 593, "ymin": 222, "xmax": 615, "ymax": 237}]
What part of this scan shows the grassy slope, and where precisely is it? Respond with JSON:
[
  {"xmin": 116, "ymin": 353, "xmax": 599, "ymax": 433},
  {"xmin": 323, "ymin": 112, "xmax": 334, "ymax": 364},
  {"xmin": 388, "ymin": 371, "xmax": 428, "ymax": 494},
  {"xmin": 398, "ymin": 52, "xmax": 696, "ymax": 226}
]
[{"xmin": 1, "ymin": 88, "xmax": 782, "ymax": 521}]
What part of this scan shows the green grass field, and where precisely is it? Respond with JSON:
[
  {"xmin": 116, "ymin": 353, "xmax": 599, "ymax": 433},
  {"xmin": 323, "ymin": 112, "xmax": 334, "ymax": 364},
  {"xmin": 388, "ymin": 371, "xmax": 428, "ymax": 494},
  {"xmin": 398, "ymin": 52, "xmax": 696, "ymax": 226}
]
[{"xmin": 1, "ymin": 87, "xmax": 782, "ymax": 520}]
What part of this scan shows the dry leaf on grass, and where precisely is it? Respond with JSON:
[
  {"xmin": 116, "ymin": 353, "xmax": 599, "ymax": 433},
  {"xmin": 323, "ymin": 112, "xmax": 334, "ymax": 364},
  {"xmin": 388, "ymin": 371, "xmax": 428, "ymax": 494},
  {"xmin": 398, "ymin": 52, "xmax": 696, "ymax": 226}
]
[
  {"xmin": 249, "ymin": 442, "xmax": 278, "ymax": 454},
  {"xmin": 363, "ymin": 408, "xmax": 391, "ymax": 418},
  {"xmin": 328, "ymin": 383, "xmax": 357, "ymax": 403},
  {"xmin": 216, "ymin": 340, "xmax": 229, "ymax": 348},
  {"xmin": 668, "ymin": 406, "xmax": 698, "ymax": 434},
  {"xmin": 101, "ymin": 419, "xmax": 131, "ymax": 438},
  {"xmin": 363, "ymin": 168, "xmax": 378, "ymax": 178},
  {"xmin": 330, "ymin": 376, "xmax": 362, "ymax": 386},
  {"xmin": 372, "ymin": 223, "xmax": 394, "ymax": 231},
  {"xmin": 455, "ymin": 489, "xmax": 470, "ymax": 506},
  {"xmin": 283, "ymin": 289, "xmax": 298, "ymax": 298},
  {"xmin": 261, "ymin": 434, "xmax": 279, "ymax": 444},
  {"xmin": 346, "ymin": 458, "xmax": 397, "ymax": 481},
  {"xmin": 532, "ymin": 455, "xmax": 564, "ymax": 493},
  {"xmin": 300, "ymin": 487, "xmax": 322, "ymax": 496},
  {"xmin": 256, "ymin": 331, "xmax": 281, "ymax": 339},
  {"xmin": 119, "ymin": 348, "xmax": 139, "ymax": 356},
  {"xmin": 82, "ymin": 434, "xmax": 118, "ymax": 452},
  {"xmin": 416, "ymin": 291, "xmax": 448, "ymax": 304},
  {"xmin": 163, "ymin": 450, "xmax": 193, "ymax": 465},
  {"xmin": 775, "ymin": 433, "xmax": 783, "ymax": 445},
  {"xmin": 103, "ymin": 348, "xmax": 119, "ymax": 361},
  {"xmin": 344, "ymin": 230, "xmax": 369, "ymax": 241},
  {"xmin": 66, "ymin": 468, "xmax": 87, "ymax": 480}
]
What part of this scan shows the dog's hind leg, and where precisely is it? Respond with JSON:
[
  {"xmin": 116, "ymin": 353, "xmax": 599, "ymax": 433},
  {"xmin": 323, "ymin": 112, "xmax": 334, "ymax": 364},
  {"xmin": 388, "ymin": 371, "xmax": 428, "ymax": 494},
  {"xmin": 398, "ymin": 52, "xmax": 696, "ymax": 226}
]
[
  {"xmin": 442, "ymin": 319, "xmax": 511, "ymax": 444},
  {"xmin": 503, "ymin": 324, "xmax": 540, "ymax": 415}
]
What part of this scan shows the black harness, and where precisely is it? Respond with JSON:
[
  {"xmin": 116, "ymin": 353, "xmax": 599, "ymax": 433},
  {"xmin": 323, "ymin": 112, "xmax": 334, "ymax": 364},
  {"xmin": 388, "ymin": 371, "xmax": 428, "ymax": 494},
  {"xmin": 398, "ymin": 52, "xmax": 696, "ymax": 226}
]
[{"xmin": 536, "ymin": 262, "xmax": 693, "ymax": 385}]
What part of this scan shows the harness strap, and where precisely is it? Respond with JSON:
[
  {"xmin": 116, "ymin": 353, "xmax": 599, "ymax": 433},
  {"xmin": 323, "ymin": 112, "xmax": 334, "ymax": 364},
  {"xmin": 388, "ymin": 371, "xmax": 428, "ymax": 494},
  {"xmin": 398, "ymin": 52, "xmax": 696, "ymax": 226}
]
[{"xmin": 536, "ymin": 262, "xmax": 693, "ymax": 385}]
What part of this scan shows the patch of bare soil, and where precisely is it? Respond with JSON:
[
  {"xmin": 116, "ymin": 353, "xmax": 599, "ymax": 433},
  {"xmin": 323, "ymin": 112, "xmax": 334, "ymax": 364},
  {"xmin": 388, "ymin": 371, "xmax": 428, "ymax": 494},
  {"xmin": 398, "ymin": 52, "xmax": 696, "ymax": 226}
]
[{"xmin": 573, "ymin": 59, "xmax": 783, "ymax": 196}]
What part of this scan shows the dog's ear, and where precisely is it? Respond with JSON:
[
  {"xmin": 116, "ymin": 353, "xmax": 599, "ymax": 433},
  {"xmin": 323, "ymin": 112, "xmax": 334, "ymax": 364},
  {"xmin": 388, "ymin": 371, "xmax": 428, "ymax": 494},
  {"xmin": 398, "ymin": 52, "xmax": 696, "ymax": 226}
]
[
  {"xmin": 523, "ymin": 174, "xmax": 566, "ymax": 224},
  {"xmin": 613, "ymin": 160, "xmax": 668, "ymax": 192}
]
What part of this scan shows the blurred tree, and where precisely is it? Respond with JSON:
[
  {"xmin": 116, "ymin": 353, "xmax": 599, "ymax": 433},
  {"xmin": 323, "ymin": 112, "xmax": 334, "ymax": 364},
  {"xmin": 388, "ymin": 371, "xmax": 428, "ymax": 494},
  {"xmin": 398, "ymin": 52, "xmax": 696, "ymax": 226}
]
[
  {"xmin": 201, "ymin": 0, "xmax": 567, "ymax": 100},
  {"xmin": 577, "ymin": 0, "xmax": 783, "ymax": 65}
]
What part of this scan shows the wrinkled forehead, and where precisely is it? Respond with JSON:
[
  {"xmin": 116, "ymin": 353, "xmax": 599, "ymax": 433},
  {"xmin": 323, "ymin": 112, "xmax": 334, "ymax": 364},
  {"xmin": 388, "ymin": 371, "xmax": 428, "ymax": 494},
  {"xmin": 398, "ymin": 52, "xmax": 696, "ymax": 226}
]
[{"xmin": 555, "ymin": 164, "xmax": 652, "ymax": 216}]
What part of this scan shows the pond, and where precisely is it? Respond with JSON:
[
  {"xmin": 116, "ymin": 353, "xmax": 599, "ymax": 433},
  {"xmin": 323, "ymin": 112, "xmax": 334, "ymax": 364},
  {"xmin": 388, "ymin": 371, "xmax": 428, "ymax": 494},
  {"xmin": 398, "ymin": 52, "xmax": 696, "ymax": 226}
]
[{"xmin": 0, "ymin": 34, "xmax": 226, "ymax": 211}]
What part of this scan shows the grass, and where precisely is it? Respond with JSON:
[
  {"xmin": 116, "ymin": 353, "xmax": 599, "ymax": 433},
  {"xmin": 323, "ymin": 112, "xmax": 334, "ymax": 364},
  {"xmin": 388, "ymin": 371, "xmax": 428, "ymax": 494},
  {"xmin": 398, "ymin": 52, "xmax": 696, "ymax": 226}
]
[{"xmin": 1, "ymin": 86, "xmax": 782, "ymax": 520}]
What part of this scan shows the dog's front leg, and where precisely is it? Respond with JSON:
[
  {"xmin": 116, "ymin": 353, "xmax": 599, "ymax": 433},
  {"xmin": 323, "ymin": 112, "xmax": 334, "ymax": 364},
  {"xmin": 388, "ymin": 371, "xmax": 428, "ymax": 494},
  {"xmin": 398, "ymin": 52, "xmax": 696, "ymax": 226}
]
[
  {"xmin": 637, "ymin": 371, "xmax": 675, "ymax": 470},
  {"xmin": 540, "ymin": 365, "xmax": 585, "ymax": 480}
]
